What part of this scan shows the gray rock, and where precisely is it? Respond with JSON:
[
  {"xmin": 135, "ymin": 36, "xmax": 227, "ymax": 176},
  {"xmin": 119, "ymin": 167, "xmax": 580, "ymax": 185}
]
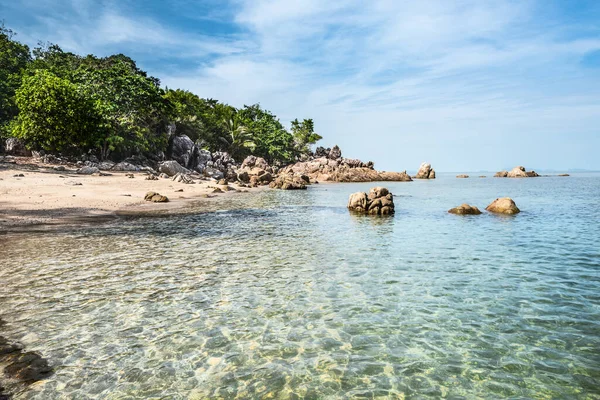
[
  {"xmin": 158, "ymin": 160, "xmax": 190, "ymax": 177},
  {"xmin": 97, "ymin": 161, "xmax": 115, "ymax": 171},
  {"xmin": 76, "ymin": 166, "xmax": 99, "ymax": 175},
  {"xmin": 5, "ymin": 138, "xmax": 31, "ymax": 156},
  {"xmin": 329, "ymin": 145, "xmax": 342, "ymax": 160},
  {"xmin": 112, "ymin": 162, "xmax": 140, "ymax": 172},
  {"xmin": 204, "ymin": 166, "xmax": 224, "ymax": 180},
  {"xmin": 168, "ymin": 135, "xmax": 195, "ymax": 168},
  {"xmin": 172, "ymin": 173, "xmax": 195, "ymax": 184}
]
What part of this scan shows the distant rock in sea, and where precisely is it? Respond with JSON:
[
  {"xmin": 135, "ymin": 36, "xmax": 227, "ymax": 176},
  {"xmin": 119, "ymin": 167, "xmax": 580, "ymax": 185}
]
[
  {"xmin": 495, "ymin": 166, "xmax": 539, "ymax": 178},
  {"xmin": 456, "ymin": 174, "xmax": 469, "ymax": 178},
  {"xmin": 414, "ymin": 162, "xmax": 436, "ymax": 179}
]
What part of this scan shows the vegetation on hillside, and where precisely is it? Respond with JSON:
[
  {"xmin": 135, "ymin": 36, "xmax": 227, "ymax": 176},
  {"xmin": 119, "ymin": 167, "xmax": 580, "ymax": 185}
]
[{"xmin": 0, "ymin": 23, "xmax": 322, "ymax": 163}]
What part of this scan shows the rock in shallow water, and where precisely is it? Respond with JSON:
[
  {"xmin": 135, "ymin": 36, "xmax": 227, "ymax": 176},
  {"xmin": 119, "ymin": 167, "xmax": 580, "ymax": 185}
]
[
  {"xmin": 448, "ymin": 204, "xmax": 482, "ymax": 215},
  {"xmin": 348, "ymin": 187, "xmax": 394, "ymax": 215},
  {"xmin": 486, "ymin": 197, "xmax": 520, "ymax": 214}
]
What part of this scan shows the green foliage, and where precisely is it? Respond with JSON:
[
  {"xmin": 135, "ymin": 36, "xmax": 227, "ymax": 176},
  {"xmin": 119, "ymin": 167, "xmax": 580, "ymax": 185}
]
[
  {"xmin": 291, "ymin": 118, "xmax": 322, "ymax": 154},
  {"xmin": 238, "ymin": 104, "xmax": 295, "ymax": 163},
  {"xmin": 163, "ymin": 89, "xmax": 205, "ymax": 142},
  {"xmin": 220, "ymin": 109, "xmax": 255, "ymax": 160},
  {"xmin": 0, "ymin": 23, "xmax": 31, "ymax": 135},
  {"xmin": 1, "ymin": 24, "xmax": 323, "ymax": 163},
  {"xmin": 12, "ymin": 70, "xmax": 102, "ymax": 153},
  {"xmin": 73, "ymin": 54, "xmax": 169, "ymax": 159}
]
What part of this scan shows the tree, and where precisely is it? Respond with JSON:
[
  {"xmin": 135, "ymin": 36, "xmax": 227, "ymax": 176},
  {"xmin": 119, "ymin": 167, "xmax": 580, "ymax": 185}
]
[
  {"xmin": 220, "ymin": 110, "xmax": 255, "ymax": 160},
  {"xmin": 238, "ymin": 104, "xmax": 295, "ymax": 163},
  {"xmin": 12, "ymin": 70, "xmax": 102, "ymax": 153},
  {"xmin": 291, "ymin": 118, "xmax": 322, "ymax": 155},
  {"xmin": 0, "ymin": 23, "xmax": 31, "ymax": 135},
  {"xmin": 73, "ymin": 55, "xmax": 170, "ymax": 159},
  {"xmin": 163, "ymin": 89, "xmax": 205, "ymax": 142}
]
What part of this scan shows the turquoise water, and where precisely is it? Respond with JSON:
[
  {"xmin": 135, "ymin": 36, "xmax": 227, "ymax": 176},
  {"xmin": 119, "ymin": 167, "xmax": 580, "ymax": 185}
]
[{"xmin": 1, "ymin": 173, "xmax": 599, "ymax": 399}]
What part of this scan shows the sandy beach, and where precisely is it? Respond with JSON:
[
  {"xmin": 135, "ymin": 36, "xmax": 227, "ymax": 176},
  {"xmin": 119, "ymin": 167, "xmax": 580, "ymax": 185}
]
[{"xmin": 0, "ymin": 157, "xmax": 257, "ymax": 231}]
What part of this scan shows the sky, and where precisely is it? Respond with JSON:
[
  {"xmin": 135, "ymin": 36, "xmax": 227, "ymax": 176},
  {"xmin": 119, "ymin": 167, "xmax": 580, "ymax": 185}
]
[{"xmin": 2, "ymin": 0, "xmax": 600, "ymax": 172}]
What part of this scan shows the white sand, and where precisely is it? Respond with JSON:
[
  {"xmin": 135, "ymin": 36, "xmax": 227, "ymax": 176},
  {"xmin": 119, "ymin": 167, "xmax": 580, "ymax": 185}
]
[{"xmin": 0, "ymin": 159, "xmax": 257, "ymax": 229}]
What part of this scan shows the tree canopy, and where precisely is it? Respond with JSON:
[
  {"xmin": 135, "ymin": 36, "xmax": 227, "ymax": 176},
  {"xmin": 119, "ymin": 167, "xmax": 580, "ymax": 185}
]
[{"xmin": 0, "ymin": 24, "xmax": 322, "ymax": 163}]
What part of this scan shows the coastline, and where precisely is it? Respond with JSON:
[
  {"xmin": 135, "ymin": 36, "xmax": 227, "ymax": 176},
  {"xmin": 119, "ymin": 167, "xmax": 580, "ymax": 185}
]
[{"xmin": 0, "ymin": 160, "xmax": 263, "ymax": 233}]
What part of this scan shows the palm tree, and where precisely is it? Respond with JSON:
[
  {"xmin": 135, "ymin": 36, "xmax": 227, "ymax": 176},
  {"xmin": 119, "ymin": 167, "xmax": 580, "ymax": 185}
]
[{"xmin": 220, "ymin": 114, "xmax": 255, "ymax": 159}]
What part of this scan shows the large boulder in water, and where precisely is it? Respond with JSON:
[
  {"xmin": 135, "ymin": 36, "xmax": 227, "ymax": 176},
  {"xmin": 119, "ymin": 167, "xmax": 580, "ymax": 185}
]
[
  {"xmin": 269, "ymin": 174, "xmax": 307, "ymax": 190},
  {"xmin": 494, "ymin": 170, "xmax": 508, "ymax": 177},
  {"xmin": 415, "ymin": 162, "xmax": 435, "ymax": 179},
  {"xmin": 448, "ymin": 204, "xmax": 482, "ymax": 215},
  {"xmin": 348, "ymin": 187, "xmax": 394, "ymax": 215},
  {"xmin": 158, "ymin": 160, "xmax": 190, "ymax": 177},
  {"xmin": 486, "ymin": 197, "xmax": 520, "ymax": 214}
]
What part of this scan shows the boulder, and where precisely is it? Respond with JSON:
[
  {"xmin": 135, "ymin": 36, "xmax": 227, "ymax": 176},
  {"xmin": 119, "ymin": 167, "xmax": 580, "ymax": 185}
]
[
  {"xmin": 76, "ymin": 166, "xmax": 99, "ymax": 175},
  {"xmin": 144, "ymin": 191, "xmax": 169, "ymax": 203},
  {"xmin": 269, "ymin": 175, "xmax": 307, "ymax": 190},
  {"xmin": 348, "ymin": 187, "xmax": 394, "ymax": 215},
  {"xmin": 507, "ymin": 166, "xmax": 527, "ymax": 178},
  {"xmin": 494, "ymin": 170, "xmax": 508, "ymax": 178},
  {"xmin": 172, "ymin": 173, "xmax": 195, "ymax": 184},
  {"xmin": 145, "ymin": 175, "xmax": 158, "ymax": 181},
  {"xmin": 210, "ymin": 152, "xmax": 235, "ymax": 172},
  {"xmin": 456, "ymin": 174, "xmax": 469, "ymax": 178},
  {"xmin": 314, "ymin": 146, "xmax": 329, "ymax": 158},
  {"xmin": 415, "ymin": 162, "xmax": 435, "ymax": 179},
  {"xmin": 112, "ymin": 162, "xmax": 140, "ymax": 172},
  {"xmin": 329, "ymin": 145, "xmax": 342, "ymax": 160},
  {"xmin": 204, "ymin": 166, "xmax": 224, "ymax": 180},
  {"xmin": 4, "ymin": 138, "xmax": 31, "ymax": 156},
  {"xmin": 347, "ymin": 192, "xmax": 368, "ymax": 212},
  {"xmin": 158, "ymin": 160, "xmax": 190, "ymax": 177},
  {"xmin": 237, "ymin": 170, "xmax": 250, "ymax": 183},
  {"xmin": 558, "ymin": 174, "xmax": 570, "ymax": 177},
  {"xmin": 98, "ymin": 161, "xmax": 115, "ymax": 171},
  {"xmin": 448, "ymin": 204, "xmax": 482, "ymax": 215},
  {"xmin": 167, "ymin": 135, "xmax": 195, "ymax": 168},
  {"xmin": 526, "ymin": 171, "xmax": 539, "ymax": 177},
  {"xmin": 486, "ymin": 197, "xmax": 520, "ymax": 214}
]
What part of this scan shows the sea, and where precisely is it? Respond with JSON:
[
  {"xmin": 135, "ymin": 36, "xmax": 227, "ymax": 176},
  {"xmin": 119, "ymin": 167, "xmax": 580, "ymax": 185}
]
[{"xmin": 1, "ymin": 172, "xmax": 599, "ymax": 399}]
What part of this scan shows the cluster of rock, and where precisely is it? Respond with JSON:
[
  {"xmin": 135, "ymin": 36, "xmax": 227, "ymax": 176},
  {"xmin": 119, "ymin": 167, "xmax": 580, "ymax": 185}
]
[
  {"xmin": 456, "ymin": 174, "xmax": 469, "ymax": 179},
  {"xmin": 448, "ymin": 198, "xmax": 520, "ymax": 215},
  {"xmin": 348, "ymin": 187, "xmax": 395, "ymax": 215},
  {"xmin": 414, "ymin": 162, "xmax": 436, "ymax": 179},
  {"xmin": 495, "ymin": 166, "xmax": 539, "ymax": 178},
  {"xmin": 278, "ymin": 145, "xmax": 412, "ymax": 183}
]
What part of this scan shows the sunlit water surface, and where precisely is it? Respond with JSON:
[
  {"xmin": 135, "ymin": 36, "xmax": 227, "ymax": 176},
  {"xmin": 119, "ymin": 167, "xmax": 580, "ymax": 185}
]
[{"xmin": 1, "ymin": 173, "xmax": 599, "ymax": 399}]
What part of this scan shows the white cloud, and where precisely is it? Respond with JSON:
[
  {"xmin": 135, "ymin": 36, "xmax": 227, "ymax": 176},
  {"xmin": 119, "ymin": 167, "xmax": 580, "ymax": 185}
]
[{"xmin": 7, "ymin": 0, "xmax": 600, "ymax": 169}]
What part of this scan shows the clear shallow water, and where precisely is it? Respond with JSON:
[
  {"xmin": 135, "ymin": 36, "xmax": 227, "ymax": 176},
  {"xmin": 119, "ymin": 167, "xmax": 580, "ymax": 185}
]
[{"xmin": 1, "ymin": 173, "xmax": 599, "ymax": 399}]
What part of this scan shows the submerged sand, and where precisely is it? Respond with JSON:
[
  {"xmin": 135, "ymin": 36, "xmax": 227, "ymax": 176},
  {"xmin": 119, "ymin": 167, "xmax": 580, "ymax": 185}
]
[{"xmin": 0, "ymin": 159, "xmax": 259, "ymax": 231}]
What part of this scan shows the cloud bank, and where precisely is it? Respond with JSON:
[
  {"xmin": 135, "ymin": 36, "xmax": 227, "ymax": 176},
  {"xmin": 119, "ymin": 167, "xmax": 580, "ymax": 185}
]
[{"xmin": 4, "ymin": 0, "xmax": 600, "ymax": 170}]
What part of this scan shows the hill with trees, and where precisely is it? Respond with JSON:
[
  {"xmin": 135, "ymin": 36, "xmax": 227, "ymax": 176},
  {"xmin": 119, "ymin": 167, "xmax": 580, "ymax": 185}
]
[{"xmin": 0, "ymin": 23, "xmax": 322, "ymax": 165}]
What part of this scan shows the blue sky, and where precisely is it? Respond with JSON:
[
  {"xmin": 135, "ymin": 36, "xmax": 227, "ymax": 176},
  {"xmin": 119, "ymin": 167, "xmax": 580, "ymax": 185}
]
[{"xmin": 2, "ymin": 0, "xmax": 600, "ymax": 171}]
